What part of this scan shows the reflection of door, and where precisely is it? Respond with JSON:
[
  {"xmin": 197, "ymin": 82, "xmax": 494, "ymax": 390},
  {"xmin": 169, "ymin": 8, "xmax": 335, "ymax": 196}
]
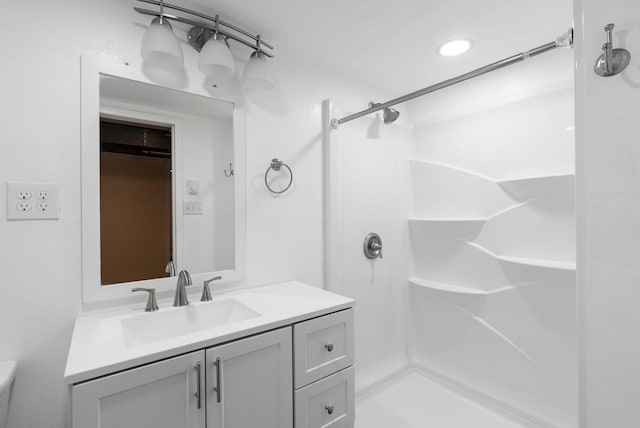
[{"xmin": 100, "ymin": 119, "xmax": 172, "ymax": 285}]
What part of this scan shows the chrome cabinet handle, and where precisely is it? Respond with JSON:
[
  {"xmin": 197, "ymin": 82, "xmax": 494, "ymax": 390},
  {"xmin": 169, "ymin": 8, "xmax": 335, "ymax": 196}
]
[
  {"xmin": 325, "ymin": 404, "xmax": 334, "ymax": 415},
  {"xmin": 213, "ymin": 357, "xmax": 222, "ymax": 403},
  {"xmin": 325, "ymin": 343, "xmax": 334, "ymax": 352},
  {"xmin": 195, "ymin": 362, "xmax": 202, "ymax": 409}
]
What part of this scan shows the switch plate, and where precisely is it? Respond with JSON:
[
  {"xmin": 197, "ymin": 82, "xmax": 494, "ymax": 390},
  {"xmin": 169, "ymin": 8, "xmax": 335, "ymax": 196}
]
[
  {"xmin": 7, "ymin": 182, "xmax": 60, "ymax": 220},
  {"xmin": 183, "ymin": 201, "xmax": 203, "ymax": 215},
  {"xmin": 186, "ymin": 179, "xmax": 200, "ymax": 195}
]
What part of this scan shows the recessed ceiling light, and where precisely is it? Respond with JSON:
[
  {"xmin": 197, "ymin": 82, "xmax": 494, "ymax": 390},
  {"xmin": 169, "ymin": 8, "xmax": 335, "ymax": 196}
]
[{"xmin": 438, "ymin": 39, "xmax": 472, "ymax": 57}]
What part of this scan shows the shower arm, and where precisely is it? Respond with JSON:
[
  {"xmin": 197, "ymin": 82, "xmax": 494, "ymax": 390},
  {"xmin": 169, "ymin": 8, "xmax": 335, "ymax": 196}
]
[{"xmin": 330, "ymin": 27, "xmax": 573, "ymax": 128}]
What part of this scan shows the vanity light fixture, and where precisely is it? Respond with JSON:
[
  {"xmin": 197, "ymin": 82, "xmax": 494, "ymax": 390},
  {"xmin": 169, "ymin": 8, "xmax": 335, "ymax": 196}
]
[
  {"xmin": 197, "ymin": 16, "xmax": 236, "ymax": 79},
  {"xmin": 135, "ymin": 0, "xmax": 275, "ymax": 90},
  {"xmin": 242, "ymin": 36, "xmax": 276, "ymax": 91},
  {"xmin": 438, "ymin": 39, "xmax": 472, "ymax": 57},
  {"xmin": 140, "ymin": 0, "xmax": 184, "ymax": 69}
]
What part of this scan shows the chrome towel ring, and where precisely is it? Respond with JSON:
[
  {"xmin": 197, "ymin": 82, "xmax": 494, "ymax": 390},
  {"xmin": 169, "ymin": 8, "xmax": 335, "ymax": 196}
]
[{"xmin": 265, "ymin": 158, "xmax": 293, "ymax": 194}]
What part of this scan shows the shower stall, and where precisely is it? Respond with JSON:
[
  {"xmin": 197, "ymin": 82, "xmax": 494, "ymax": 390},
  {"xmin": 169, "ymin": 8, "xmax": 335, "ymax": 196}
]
[{"xmin": 324, "ymin": 29, "xmax": 576, "ymax": 428}]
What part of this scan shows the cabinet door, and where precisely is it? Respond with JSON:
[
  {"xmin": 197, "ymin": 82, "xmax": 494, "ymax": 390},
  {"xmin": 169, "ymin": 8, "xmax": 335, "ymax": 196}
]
[
  {"xmin": 206, "ymin": 327, "xmax": 293, "ymax": 428},
  {"xmin": 72, "ymin": 351, "xmax": 206, "ymax": 428}
]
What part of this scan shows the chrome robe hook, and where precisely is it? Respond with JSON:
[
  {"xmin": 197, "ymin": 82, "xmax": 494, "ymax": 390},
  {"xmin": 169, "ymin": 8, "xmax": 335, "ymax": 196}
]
[{"xmin": 594, "ymin": 23, "xmax": 631, "ymax": 77}]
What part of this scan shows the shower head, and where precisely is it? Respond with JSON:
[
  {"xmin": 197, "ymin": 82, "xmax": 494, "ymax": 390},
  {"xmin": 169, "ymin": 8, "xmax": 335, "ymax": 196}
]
[
  {"xmin": 383, "ymin": 107, "xmax": 400, "ymax": 124},
  {"xmin": 369, "ymin": 102, "xmax": 400, "ymax": 125}
]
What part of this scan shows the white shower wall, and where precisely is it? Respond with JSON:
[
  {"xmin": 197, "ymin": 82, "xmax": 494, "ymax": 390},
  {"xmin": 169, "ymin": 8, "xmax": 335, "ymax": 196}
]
[
  {"xmin": 407, "ymin": 80, "xmax": 576, "ymax": 428},
  {"xmin": 325, "ymin": 102, "xmax": 410, "ymax": 391}
]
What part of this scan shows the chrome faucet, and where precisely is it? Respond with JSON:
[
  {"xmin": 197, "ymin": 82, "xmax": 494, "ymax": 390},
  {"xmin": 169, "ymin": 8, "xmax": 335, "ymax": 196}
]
[
  {"xmin": 173, "ymin": 270, "xmax": 192, "ymax": 307},
  {"xmin": 132, "ymin": 287, "xmax": 159, "ymax": 312},
  {"xmin": 201, "ymin": 276, "xmax": 222, "ymax": 301},
  {"xmin": 165, "ymin": 260, "xmax": 176, "ymax": 277}
]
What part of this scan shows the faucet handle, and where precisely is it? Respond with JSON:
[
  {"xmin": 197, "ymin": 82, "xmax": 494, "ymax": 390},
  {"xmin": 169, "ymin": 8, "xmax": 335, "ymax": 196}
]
[
  {"xmin": 201, "ymin": 276, "xmax": 222, "ymax": 301},
  {"xmin": 132, "ymin": 287, "xmax": 160, "ymax": 312},
  {"xmin": 165, "ymin": 261, "xmax": 176, "ymax": 277}
]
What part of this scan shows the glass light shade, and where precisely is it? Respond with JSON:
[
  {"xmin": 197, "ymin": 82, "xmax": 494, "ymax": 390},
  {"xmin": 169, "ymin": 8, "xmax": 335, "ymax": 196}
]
[
  {"xmin": 141, "ymin": 20, "xmax": 184, "ymax": 69},
  {"xmin": 242, "ymin": 52, "xmax": 275, "ymax": 92},
  {"xmin": 198, "ymin": 37, "xmax": 236, "ymax": 79}
]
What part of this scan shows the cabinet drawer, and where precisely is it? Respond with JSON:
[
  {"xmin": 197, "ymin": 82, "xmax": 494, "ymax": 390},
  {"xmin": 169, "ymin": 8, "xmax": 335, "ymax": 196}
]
[
  {"xmin": 293, "ymin": 308, "xmax": 354, "ymax": 388},
  {"xmin": 295, "ymin": 366, "xmax": 354, "ymax": 428}
]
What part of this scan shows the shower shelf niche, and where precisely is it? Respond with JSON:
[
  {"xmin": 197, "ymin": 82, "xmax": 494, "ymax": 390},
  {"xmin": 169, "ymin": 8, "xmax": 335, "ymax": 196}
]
[
  {"xmin": 408, "ymin": 278, "xmax": 489, "ymax": 296},
  {"xmin": 499, "ymin": 255, "xmax": 576, "ymax": 271},
  {"xmin": 497, "ymin": 172, "xmax": 575, "ymax": 186},
  {"xmin": 408, "ymin": 217, "xmax": 486, "ymax": 225},
  {"xmin": 467, "ymin": 241, "xmax": 576, "ymax": 271},
  {"xmin": 497, "ymin": 173, "xmax": 575, "ymax": 198}
]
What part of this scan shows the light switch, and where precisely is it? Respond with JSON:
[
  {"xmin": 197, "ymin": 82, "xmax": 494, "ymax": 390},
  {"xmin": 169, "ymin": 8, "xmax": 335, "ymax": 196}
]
[{"xmin": 187, "ymin": 179, "xmax": 200, "ymax": 195}]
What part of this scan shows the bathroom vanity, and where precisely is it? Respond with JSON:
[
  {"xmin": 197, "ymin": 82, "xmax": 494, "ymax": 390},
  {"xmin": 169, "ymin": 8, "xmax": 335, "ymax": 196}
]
[{"xmin": 65, "ymin": 281, "xmax": 355, "ymax": 428}]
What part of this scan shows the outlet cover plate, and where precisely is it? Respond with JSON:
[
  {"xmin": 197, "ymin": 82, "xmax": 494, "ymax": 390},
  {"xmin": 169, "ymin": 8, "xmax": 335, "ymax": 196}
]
[
  {"xmin": 183, "ymin": 201, "xmax": 203, "ymax": 215},
  {"xmin": 7, "ymin": 182, "xmax": 60, "ymax": 220}
]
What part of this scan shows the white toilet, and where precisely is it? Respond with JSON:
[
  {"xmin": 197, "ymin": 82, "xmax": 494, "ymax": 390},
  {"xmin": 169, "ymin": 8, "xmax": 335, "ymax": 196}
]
[{"xmin": 0, "ymin": 361, "xmax": 16, "ymax": 428}]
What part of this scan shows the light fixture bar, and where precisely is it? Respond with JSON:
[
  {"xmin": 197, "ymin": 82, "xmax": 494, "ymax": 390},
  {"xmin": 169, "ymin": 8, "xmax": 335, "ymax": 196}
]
[
  {"xmin": 332, "ymin": 28, "xmax": 573, "ymax": 128},
  {"xmin": 134, "ymin": 7, "xmax": 274, "ymax": 58},
  {"xmin": 135, "ymin": 0, "xmax": 274, "ymax": 51}
]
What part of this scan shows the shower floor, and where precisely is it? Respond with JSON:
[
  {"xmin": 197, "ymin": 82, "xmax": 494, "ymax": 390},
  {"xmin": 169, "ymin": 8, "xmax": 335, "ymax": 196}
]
[{"xmin": 355, "ymin": 369, "xmax": 536, "ymax": 428}]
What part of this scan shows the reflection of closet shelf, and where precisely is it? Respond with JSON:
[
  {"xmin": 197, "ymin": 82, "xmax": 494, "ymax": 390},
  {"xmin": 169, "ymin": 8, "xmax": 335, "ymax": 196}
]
[{"xmin": 409, "ymin": 278, "xmax": 488, "ymax": 295}]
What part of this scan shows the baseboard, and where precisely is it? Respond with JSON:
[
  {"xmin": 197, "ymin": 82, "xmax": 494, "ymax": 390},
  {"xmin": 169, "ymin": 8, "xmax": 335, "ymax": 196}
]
[
  {"xmin": 409, "ymin": 363, "xmax": 558, "ymax": 428},
  {"xmin": 355, "ymin": 364, "xmax": 412, "ymax": 400}
]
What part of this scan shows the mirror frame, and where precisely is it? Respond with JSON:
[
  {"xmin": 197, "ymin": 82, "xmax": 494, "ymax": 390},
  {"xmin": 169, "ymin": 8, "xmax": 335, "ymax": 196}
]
[{"xmin": 80, "ymin": 55, "xmax": 247, "ymax": 305}]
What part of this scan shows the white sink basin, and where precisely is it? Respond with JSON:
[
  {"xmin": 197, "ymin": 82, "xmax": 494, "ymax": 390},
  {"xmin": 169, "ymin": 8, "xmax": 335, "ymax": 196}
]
[{"xmin": 121, "ymin": 299, "xmax": 260, "ymax": 346}]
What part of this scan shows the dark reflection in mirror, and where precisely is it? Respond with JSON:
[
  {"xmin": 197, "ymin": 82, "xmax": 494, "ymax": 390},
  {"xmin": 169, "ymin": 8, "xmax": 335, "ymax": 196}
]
[{"xmin": 100, "ymin": 118, "xmax": 173, "ymax": 285}]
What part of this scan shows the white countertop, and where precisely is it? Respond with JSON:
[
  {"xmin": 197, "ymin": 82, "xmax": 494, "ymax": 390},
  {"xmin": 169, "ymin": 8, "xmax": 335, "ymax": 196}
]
[{"xmin": 64, "ymin": 281, "xmax": 354, "ymax": 384}]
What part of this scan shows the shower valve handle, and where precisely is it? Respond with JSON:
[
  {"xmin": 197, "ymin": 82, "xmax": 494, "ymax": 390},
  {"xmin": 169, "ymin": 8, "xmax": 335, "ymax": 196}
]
[
  {"xmin": 370, "ymin": 241, "xmax": 383, "ymax": 258},
  {"xmin": 363, "ymin": 233, "xmax": 383, "ymax": 259}
]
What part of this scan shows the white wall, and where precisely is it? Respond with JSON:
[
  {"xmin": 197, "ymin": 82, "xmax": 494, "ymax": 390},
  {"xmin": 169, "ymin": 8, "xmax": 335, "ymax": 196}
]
[
  {"xmin": 574, "ymin": 0, "xmax": 640, "ymax": 426},
  {"xmin": 0, "ymin": 1, "xmax": 383, "ymax": 426}
]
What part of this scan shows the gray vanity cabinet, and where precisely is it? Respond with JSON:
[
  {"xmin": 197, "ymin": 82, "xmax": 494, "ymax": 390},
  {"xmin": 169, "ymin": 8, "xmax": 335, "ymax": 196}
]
[
  {"xmin": 206, "ymin": 327, "xmax": 293, "ymax": 428},
  {"xmin": 72, "ymin": 350, "xmax": 206, "ymax": 428},
  {"xmin": 71, "ymin": 327, "xmax": 292, "ymax": 428}
]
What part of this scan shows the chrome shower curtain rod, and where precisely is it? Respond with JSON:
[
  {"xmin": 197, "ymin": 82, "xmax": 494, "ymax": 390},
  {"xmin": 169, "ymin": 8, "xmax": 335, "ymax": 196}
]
[{"xmin": 331, "ymin": 28, "xmax": 574, "ymax": 128}]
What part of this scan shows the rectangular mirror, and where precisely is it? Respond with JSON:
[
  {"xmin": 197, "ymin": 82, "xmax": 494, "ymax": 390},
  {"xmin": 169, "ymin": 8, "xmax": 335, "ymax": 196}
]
[{"xmin": 81, "ymin": 57, "xmax": 246, "ymax": 305}]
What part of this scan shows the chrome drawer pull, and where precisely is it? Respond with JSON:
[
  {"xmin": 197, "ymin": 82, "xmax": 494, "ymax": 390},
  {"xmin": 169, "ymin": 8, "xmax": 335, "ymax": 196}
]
[
  {"xmin": 325, "ymin": 404, "xmax": 334, "ymax": 415},
  {"xmin": 325, "ymin": 343, "xmax": 334, "ymax": 352}
]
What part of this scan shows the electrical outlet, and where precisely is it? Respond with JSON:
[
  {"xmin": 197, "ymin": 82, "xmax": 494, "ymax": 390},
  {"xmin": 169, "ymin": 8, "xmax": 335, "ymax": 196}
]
[
  {"xmin": 183, "ymin": 201, "xmax": 203, "ymax": 215},
  {"xmin": 7, "ymin": 182, "xmax": 60, "ymax": 220},
  {"xmin": 17, "ymin": 190, "xmax": 32, "ymax": 200},
  {"xmin": 16, "ymin": 202, "xmax": 32, "ymax": 212}
]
